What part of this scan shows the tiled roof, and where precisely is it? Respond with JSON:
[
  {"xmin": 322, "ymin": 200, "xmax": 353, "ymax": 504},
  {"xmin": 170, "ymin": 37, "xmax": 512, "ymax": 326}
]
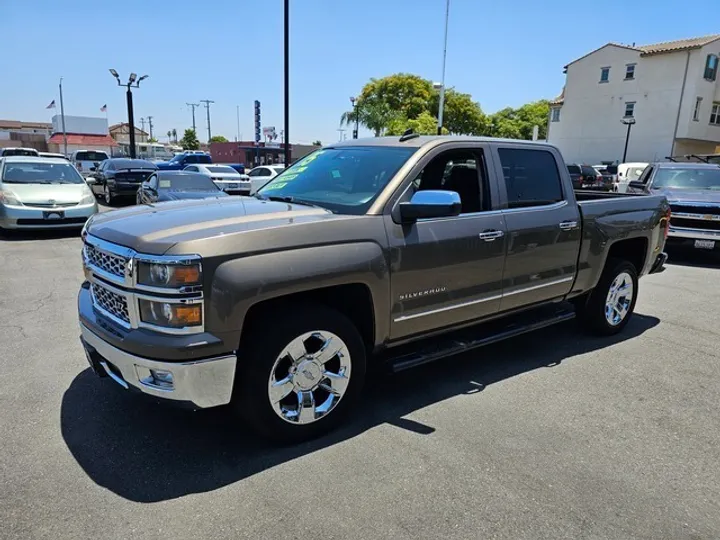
[
  {"xmin": 637, "ymin": 34, "xmax": 720, "ymax": 56},
  {"xmin": 47, "ymin": 133, "xmax": 118, "ymax": 146},
  {"xmin": 109, "ymin": 122, "xmax": 148, "ymax": 135},
  {"xmin": 0, "ymin": 119, "xmax": 52, "ymax": 130},
  {"xmin": 550, "ymin": 87, "xmax": 565, "ymax": 105}
]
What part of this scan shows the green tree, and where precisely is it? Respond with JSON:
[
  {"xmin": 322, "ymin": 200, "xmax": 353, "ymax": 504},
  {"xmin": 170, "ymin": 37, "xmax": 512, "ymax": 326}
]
[
  {"xmin": 513, "ymin": 99, "xmax": 551, "ymax": 140},
  {"xmin": 171, "ymin": 128, "xmax": 177, "ymax": 142},
  {"xmin": 312, "ymin": 140, "xmax": 322, "ymax": 146},
  {"xmin": 148, "ymin": 137, "xmax": 158, "ymax": 143},
  {"xmin": 180, "ymin": 129, "xmax": 200, "ymax": 150},
  {"xmin": 430, "ymin": 89, "xmax": 486, "ymax": 135},
  {"xmin": 209, "ymin": 135, "xmax": 229, "ymax": 143},
  {"xmin": 341, "ymin": 99, "xmax": 400, "ymax": 137},
  {"xmin": 166, "ymin": 130, "xmax": 172, "ymax": 142},
  {"xmin": 386, "ymin": 111, "xmax": 448, "ymax": 136}
]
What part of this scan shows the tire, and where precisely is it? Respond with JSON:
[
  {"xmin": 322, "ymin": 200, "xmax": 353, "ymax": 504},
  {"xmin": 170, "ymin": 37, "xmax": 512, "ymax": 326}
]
[
  {"xmin": 235, "ymin": 304, "xmax": 367, "ymax": 444},
  {"xmin": 103, "ymin": 184, "xmax": 113, "ymax": 206},
  {"xmin": 576, "ymin": 257, "xmax": 639, "ymax": 336}
]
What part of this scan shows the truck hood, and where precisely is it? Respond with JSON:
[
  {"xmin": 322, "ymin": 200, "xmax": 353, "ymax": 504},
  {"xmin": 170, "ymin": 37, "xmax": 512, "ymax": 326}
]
[
  {"xmin": 652, "ymin": 187, "xmax": 720, "ymax": 204},
  {"xmin": 86, "ymin": 196, "xmax": 341, "ymax": 254}
]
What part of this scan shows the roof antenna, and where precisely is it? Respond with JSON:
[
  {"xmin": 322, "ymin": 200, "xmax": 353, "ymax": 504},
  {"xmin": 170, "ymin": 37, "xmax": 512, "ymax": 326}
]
[{"xmin": 399, "ymin": 128, "xmax": 419, "ymax": 142}]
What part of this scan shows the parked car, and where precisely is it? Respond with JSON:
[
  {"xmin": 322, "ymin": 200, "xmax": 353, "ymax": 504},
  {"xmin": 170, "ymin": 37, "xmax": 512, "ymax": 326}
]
[
  {"xmin": 226, "ymin": 163, "xmax": 246, "ymax": 174},
  {"xmin": 592, "ymin": 164, "xmax": 619, "ymax": 191},
  {"xmin": 616, "ymin": 162, "xmax": 648, "ymax": 193},
  {"xmin": 0, "ymin": 156, "xmax": 98, "ymax": 230},
  {"xmin": 247, "ymin": 164, "xmax": 286, "ymax": 193},
  {"xmin": 155, "ymin": 151, "xmax": 212, "ymax": 170},
  {"xmin": 566, "ymin": 163, "xmax": 611, "ymax": 191},
  {"xmin": 183, "ymin": 164, "xmax": 251, "ymax": 195},
  {"xmin": 78, "ymin": 136, "xmax": 669, "ymax": 443},
  {"xmin": 39, "ymin": 152, "xmax": 69, "ymax": 160},
  {"xmin": 69, "ymin": 150, "xmax": 110, "ymax": 178},
  {"xmin": 87, "ymin": 158, "xmax": 158, "ymax": 205},
  {"xmin": 626, "ymin": 161, "xmax": 720, "ymax": 252},
  {"xmin": 136, "ymin": 171, "xmax": 229, "ymax": 204},
  {"xmin": 0, "ymin": 147, "xmax": 39, "ymax": 157}
]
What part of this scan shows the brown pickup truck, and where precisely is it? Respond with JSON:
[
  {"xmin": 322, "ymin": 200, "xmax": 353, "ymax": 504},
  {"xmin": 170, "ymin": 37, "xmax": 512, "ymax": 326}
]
[{"xmin": 78, "ymin": 135, "xmax": 670, "ymax": 443}]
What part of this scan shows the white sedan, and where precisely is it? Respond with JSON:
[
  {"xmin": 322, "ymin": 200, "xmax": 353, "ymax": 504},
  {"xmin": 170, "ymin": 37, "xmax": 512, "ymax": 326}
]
[
  {"xmin": 247, "ymin": 165, "xmax": 285, "ymax": 194},
  {"xmin": 183, "ymin": 164, "xmax": 251, "ymax": 195}
]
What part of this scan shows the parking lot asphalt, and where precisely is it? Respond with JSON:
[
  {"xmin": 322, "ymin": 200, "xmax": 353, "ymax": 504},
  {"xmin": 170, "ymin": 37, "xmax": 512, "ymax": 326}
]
[{"xmin": 1, "ymin": 209, "xmax": 720, "ymax": 540}]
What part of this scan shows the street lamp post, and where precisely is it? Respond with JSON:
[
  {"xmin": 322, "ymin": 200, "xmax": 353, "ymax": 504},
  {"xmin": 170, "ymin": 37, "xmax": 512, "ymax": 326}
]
[
  {"xmin": 350, "ymin": 96, "xmax": 359, "ymax": 139},
  {"xmin": 436, "ymin": 0, "xmax": 450, "ymax": 135},
  {"xmin": 283, "ymin": 0, "xmax": 290, "ymax": 166},
  {"xmin": 109, "ymin": 69, "xmax": 148, "ymax": 159},
  {"xmin": 621, "ymin": 118, "xmax": 636, "ymax": 162}
]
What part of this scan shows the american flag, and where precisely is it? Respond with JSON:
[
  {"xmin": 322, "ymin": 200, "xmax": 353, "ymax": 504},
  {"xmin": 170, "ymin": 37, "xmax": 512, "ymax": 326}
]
[
  {"xmin": 46, "ymin": 100, "xmax": 56, "ymax": 109},
  {"xmin": 100, "ymin": 104, "xmax": 107, "ymax": 112}
]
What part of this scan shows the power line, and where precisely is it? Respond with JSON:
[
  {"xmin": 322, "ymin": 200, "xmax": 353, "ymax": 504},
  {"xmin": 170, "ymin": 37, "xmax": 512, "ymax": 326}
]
[
  {"xmin": 200, "ymin": 99, "xmax": 214, "ymax": 142},
  {"xmin": 186, "ymin": 103, "xmax": 199, "ymax": 133}
]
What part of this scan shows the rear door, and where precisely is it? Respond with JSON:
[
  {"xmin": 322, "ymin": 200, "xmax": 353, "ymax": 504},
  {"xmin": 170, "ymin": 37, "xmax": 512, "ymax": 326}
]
[
  {"xmin": 492, "ymin": 144, "xmax": 582, "ymax": 312},
  {"xmin": 385, "ymin": 142, "xmax": 507, "ymax": 339}
]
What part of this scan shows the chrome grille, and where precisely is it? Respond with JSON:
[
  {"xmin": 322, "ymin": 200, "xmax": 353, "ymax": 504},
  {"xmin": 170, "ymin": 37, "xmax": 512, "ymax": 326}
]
[
  {"xmin": 91, "ymin": 282, "xmax": 130, "ymax": 325},
  {"xmin": 24, "ymin": 202, "xmax": 78, "ymax": 208},
  {"xmin": 85, "ymin": 243, "xmax": 127, "ymax": 279}
]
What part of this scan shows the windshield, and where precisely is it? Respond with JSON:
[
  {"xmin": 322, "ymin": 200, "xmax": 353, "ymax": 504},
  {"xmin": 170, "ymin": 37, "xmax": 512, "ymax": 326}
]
[
  {"xmin": 567, "ymin": 165, "xmax": 581, "ymax": 174},
  {"xmin": 1, "ymin": 162, "xmax": 86, "ymax": 184},
  {"xmin": 75, "ymin": 151, "xmax": 108, "ymax": 161},
  {"xmin": 159, "ymin": 173, "xmax": 219, "ymax": 191},
  {"xmin": 605, "ymin": 164, "xmax": 618, "ymax": 174},
  {"xmin": 651, "ymin": 167, "xmax": 720, "ymax": 190},
  {"xmin": 626, "ymin": 167, "xmax": 646, "ymax": 181},
  {"xmin": 257, "ymin": 146, "xmax": 417, "ymax": 214},
  {"xmin": 207, "ymin": 166, "xmax": 238, "ymax": 174},
  {"xmin": 2, "ymin": 149, "xmax": 39, "ymax": 157}
]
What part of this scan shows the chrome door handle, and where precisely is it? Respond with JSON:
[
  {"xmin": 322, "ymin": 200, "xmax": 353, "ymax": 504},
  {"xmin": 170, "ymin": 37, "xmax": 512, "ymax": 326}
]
[
  {"xmin": 479, "ymin": 230, "xmax": 504, "ymax": 241},
  {"xmin": 559, "ymin": 221, "xmax": 578, "ymax": 230}
]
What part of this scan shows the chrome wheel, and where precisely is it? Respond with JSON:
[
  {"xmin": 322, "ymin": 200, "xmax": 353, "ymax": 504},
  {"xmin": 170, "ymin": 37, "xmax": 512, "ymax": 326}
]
[
  {"xmin": 104, "ymin": 185, "xmax": 112, "ymax": 205},
  {"xmin": 268, "ymin": 330, "xmax": 351, "ymax": 425},
  {"xmin": 605, "ymin": 272, "xmax": 634, "ymax": 326}
]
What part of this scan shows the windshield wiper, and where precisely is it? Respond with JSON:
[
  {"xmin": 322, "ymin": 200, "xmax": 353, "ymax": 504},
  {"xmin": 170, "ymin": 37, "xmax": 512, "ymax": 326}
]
[{"xmin": 254, "ymin": 194, "xmax": 328, "ymax": 210}]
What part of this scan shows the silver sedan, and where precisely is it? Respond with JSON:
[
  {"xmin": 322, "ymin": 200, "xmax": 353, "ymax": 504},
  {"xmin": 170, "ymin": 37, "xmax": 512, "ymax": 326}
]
[
  {"xmin": 0, "ymin": 157, "xmax": 98, "ymax": 230},
  {"xmin": 183, "ymin": 164, "xmax": 251, "ymax": 195}
]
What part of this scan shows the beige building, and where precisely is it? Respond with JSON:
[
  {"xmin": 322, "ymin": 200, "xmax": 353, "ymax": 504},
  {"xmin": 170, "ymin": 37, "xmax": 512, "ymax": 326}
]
[
  {"xmin": 0, "ymin": 119, "xmax": 53, "ymax": 152},
  {"xmin": 109, "ymin": 123, "xmax": 150, "ymax": 144}
]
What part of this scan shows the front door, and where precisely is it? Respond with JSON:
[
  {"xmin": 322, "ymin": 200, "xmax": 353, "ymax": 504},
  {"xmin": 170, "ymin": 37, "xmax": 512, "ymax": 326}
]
[
  {"xmin": 386, "ymin": 144, "xmax": 507, "ymax": 340},
  {"xmin": 492, "ymin": 145, "xmax": 582, "ymax": 312}
]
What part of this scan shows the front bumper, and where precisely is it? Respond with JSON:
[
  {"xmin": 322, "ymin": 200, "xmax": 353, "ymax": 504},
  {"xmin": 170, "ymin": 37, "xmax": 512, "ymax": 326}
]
[
  {"xmin": 0, "ymin": 202, "xmax": 97, "ymax": 229},
  {"xmin": 80, "ymin": 323, "xmax": 237, "ymax": 408}
]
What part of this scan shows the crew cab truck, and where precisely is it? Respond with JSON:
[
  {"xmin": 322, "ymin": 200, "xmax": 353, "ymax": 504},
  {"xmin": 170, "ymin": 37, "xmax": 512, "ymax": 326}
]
[
  {"xmin": 78, "ymin": 135, "xmax": 669, "ymax": 443},
  {"xmin": 155, "ymin": 151, "xmax": 212, "ymax": 170}
]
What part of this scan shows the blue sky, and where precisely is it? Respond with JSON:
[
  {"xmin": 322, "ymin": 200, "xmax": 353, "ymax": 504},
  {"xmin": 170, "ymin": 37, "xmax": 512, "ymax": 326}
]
[{"xmin": 2, "ymin": 0, "xmax": 718, "ymax": 146}]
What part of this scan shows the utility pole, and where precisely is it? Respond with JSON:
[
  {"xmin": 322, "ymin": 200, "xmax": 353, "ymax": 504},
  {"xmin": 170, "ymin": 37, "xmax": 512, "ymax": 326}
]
[
  {"xmin": 200, "ymin": 99, "xmax": 214, "ymax": 142},
  {"xmin": 186, "ymin": 103, "xmax": 199, "ymax": 133},
  {"xmin": 58, "ymin": 77, "xmax": 68, "ymax": 156},
  {"xmin": 437, "ymin": 0, "xmax": 450, "ymax": 135},
  {"xmin": 146, "ymin": 115, "xmax": 154, "ymax": 139},
  {"xmin": 236, "ymin": 105, "xmax": 240, "ymax": 142},
  {"xmin": 140, "ymin": 117, "xmax": 146, "ymax": 135}
]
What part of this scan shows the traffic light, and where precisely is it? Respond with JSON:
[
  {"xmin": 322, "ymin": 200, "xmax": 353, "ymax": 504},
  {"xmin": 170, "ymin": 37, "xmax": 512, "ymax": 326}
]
[{"xmin": 254, "ymin": 100, "xmax": 261, "ymax": 143}]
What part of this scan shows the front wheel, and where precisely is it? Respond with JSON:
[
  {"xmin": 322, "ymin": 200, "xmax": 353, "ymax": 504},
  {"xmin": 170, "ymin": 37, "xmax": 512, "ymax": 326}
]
[
  {"xmin": 235, "ymin": 305, "xmax": 367, "ymax": 444},
  {"xmin": 576, "ymin": 257, "xmax": 639, "ymax": 336}
]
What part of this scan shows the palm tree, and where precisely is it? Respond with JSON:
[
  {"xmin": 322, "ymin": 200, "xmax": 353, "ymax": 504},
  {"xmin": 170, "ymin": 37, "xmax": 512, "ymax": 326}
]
[
  {"xmin": 340, "ymin": 99, "xmax": 399, "ymax": 137},
  {"xmin": 166, "ymin": 130, "xmax": 172, "ymax": 143},
  {"xmin": 171, "ymin": 128, "xmax": 177, "ymax": 143}
]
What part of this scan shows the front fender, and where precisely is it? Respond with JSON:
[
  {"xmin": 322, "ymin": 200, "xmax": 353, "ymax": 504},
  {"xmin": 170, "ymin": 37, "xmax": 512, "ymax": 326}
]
[{"xmin": 206, "ymin": 242, "xmax": 390, "ymax": 349}]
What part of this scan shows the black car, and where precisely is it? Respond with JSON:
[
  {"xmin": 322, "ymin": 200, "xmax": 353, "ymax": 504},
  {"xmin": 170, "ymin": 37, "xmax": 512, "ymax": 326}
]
[
  {"xmin": 88, "ymin": 158, "xmax": 158, "ymax": 205},
  {"xmin": 566, "ymin": 163, "xmax": 609, "ymax": 191},
  {"xmin": 136, "ymin": 171, "xmax": 230, "ymax": 204}
]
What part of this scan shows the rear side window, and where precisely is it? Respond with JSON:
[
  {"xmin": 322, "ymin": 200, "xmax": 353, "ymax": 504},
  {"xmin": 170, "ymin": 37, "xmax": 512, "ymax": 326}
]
[
  {"xmin": 566, "ymin": 164, "xmax": 581, "ymax": 174},
  {"xmin": 498, "ymin": 148, "xmax": 564, "ymax": 208},
  {"xmin": 198, "ymin": 155, "xmax": 212, "ymax": 164},
  {"xmin": 581, "ymin": 166, "xmax": 597, "ymax": 176},
  {"xmin": 75, "ymin": 151, "xmax": 108, "ymax": 161}
]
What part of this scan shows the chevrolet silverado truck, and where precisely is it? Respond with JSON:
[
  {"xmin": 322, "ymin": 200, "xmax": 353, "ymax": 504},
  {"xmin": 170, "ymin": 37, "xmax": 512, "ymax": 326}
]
[
  {"xmin": 78, "ymin": 135, "xmax": 670, "ymax": 443},
  {"xmin": 626, "ymin": 161, "xmax": 720, "ymax": 252}
]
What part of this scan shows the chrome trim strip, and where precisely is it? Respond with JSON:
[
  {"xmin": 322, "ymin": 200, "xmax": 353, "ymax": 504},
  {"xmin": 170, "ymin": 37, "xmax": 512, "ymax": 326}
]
[
  {"xmin": 668, "ymin": 227, "xmax": 720, "ymax": 239},
  {"xmin": 502, "ymin": 200, "xmax": 568, "ymax": 214},
  {"xmin": 502, "ymin": 276, "xmax": 574, "ymax": 297},
  {"xmin": 671, "ymin": 212, "xmax": 720, "ymax": 221},
  {"xmin": 90, "ymin": 284, "xmax": 132, "ymax": 329},
  {"xmin": 394, "ymin": 294, "xmax": 503, "ymax": 322},
  {"xmin": 393, "ymin": 276, "xmax": 575, "ymax": 323},
  {"xmin": 100, "ymin": 361, "xmax": 129, "ymax": 389}
]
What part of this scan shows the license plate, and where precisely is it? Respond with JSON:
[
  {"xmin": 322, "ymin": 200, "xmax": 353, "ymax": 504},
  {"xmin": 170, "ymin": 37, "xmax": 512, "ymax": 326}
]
[
  {"xmin": 43, "ymin": 211, "xmax": 64, "ymax": 220},
  {"xmin": 694, "ymin": 239, "xmax": 715, "ymax": 249},
  {"xmin": 228, "ymin": 183, "xmax": 238, "ymax": 189}
]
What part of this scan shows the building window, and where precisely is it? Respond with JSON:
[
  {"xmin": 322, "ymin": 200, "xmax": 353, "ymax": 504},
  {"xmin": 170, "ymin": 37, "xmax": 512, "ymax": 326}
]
[
  {"xmin": 551, "ymin": 107, "xmax": 561, "ymax": 122},
  {"xmin": 711, "ymin": 103, "xmax": 720, "ymax": 126},
  {"xmin": 704, "ymin": 54, "xmax": 718, "ymax": 81},
  {"xmin": 624, "ymin": 102, "xmax": 636, "ymax": 118},
  {"xmin": 625, "ymin": 64, "xmax": 636, "ymax": 80},
  {"xmin": 693, "ymin": 97, "xmax": 703, "ymax": 121},
  {"xmin": 600, "ymin": 67, "xmax": 610, "ymax": 83}
]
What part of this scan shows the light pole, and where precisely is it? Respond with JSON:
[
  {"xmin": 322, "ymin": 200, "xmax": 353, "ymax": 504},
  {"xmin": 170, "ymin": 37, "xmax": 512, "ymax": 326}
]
[
  {"xmin": 436, "ymin": 0, "xmax": 450, "ymax": 135},
  {"xmin": 109, "ymin": 69, "xmax": 148, "ymax": 159},
  {"xmin": 283, "ymin": 0, "xmax": 290, "ymax": 166},
  {"xmin": 350, "ymin": 96, "xmax": 359, "ymax": 139},
  {"xmin": 622, "ymin": 118, "xmax": 636, "ymax": 162}
]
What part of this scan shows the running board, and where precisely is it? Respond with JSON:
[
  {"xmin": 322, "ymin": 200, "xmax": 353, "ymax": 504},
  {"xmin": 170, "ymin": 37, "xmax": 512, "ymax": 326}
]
[{"xmin": 387, "ymin": 304, "xmax": 576, "ymax": 373}]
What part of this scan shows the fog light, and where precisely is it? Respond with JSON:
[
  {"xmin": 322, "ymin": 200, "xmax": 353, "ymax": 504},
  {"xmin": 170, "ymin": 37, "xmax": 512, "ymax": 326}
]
[{"xmin": 150, "ymin": 369, "xmax": 174, "ymax": 388}]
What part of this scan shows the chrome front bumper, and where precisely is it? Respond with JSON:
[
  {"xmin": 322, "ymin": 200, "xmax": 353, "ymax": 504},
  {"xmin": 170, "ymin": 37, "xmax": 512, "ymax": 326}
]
[
  {"xmin": 0, "ymin": 202, "xmax": 97, "ymax": 229},
  {"xmin": 668, "ymin": 227, "xmax": 720, "ymax": 240},
  {"xmin": 80, "ymin": 323, "xmax": 237, "ymax": 408}
]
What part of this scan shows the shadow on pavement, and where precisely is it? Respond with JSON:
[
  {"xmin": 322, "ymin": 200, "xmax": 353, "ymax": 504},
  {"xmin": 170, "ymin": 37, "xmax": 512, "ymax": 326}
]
[
  {"xmin": 0, "ymin": 228, "xmax": 81, "ymax": 242},
  {"xmin": 61, "ymin": 313, "xmax": 660, "ymax": 503},
  {"xmin": 665, "ymin": 247, "xmax": 720, "ymax": 269}
]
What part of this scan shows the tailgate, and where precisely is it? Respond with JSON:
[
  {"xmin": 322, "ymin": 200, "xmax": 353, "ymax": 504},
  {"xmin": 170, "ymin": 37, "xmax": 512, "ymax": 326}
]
[{"xmin": 114, "ymin": 169, "xmax": 155, "ymax": 182}]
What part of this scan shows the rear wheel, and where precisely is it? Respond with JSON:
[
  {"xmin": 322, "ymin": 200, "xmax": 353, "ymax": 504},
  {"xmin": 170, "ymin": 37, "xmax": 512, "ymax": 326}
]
[
  {"xmin": 576, "ymin": 257, "xmax": 638, "ymax": 336},
  {"xmin": 103, "ymin": 184, "xmax": 113, "ymax": 206},
  {"xmin": 235, "ymin": 304, "xmax": 367, "ymax": 444}
]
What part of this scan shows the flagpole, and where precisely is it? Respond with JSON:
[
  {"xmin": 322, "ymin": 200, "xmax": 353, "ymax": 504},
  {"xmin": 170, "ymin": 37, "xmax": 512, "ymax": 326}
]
[{"xmin": 59, "ymin": 77, "xmax": 68, "ymax": 156}]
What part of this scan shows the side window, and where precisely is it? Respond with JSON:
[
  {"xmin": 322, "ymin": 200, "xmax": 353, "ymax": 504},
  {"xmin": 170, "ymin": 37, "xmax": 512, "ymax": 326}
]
[
  {"xmin": 258, "ymin": 168, "xmax": 271, "ymax": 176},
  {"xmin": 186, "ymin": 166, "xmax": 197, "ymax": 172},
  {"xmin": 638, "ymin": 166, "xmax": 653, "ymax": 184},
  {"xmin": 497, "ymin": 148, "xmax": 564, "ymax": 209},
  {"xmin": 409, "ymin": 148, "xmax": 488, "ymax": 214},
  {"xmin": 185, "ymin": 155, "xmax": 197, "ymax": 164}
]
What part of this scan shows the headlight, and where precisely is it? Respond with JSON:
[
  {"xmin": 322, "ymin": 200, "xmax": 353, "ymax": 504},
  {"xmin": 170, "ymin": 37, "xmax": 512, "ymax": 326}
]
[
  {"xmin": 0, "ymin": 189, "xmax": 22, "ymax": 206},
  {"xmin": 79, "ymin": 191, "xmax": 95, "ymax": 205},
  {"xmin": 80, "ymin": 215, "xmax": 94, "ymax": 241},
  {"xmin": 137, "ymin": 262, "xmax": 202, "ymax": 288},
  {"xmin": 139, "ymin": 299, "xmax": 202, "ymax": 328}
]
